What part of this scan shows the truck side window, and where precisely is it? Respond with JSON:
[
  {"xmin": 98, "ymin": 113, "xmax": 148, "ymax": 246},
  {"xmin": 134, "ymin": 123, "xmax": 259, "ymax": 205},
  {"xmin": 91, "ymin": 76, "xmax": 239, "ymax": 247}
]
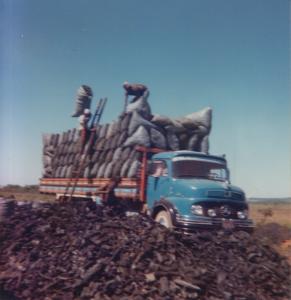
[{"xmin": 150, "ymin": 161, "xmax": 168, "ymax": 177}]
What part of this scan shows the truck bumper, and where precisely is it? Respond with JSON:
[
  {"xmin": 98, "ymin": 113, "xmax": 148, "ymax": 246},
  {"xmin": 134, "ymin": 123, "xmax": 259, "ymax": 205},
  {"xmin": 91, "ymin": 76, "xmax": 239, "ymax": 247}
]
[{"xmin": 174, "ymin": 215, "xmax": 255, "ymax": 232}]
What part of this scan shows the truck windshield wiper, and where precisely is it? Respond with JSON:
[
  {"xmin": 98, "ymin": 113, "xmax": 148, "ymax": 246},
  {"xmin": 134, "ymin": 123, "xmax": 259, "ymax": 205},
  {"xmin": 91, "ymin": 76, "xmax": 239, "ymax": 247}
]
[{"xmin": 177, "ymin": 176, "xmax": 194, "ymax": 178}]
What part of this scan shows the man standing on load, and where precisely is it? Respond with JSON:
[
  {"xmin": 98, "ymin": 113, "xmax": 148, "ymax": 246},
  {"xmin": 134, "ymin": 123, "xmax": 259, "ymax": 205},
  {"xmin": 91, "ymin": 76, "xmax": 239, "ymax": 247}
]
[
  {"xmin": 123, "ymin": 81, "xmax": 149, "ymax": 110},
  {"xmin": 77, "ymin": 108, "xmax": 92, "ymax": 149},
  {"xmin": 78, "ymin": 108, "xmax": 91, "ymax": 131}
]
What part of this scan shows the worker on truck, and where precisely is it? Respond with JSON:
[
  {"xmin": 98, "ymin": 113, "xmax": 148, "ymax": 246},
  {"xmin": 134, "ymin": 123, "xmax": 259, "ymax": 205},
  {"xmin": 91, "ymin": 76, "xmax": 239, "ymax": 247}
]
[
  {"xmin": 123, "ymin": 81, "xmax": 149, "ymax": 111},
  {"xmin": 78, "ymin": 109, "xmax": 92, "ymax": 130},
  {"xmin": 77, "ymin": 108, "xmax": 92, "ymax": 151},
  {"xmin": 123, "ymin": 82, "xmax": 148, "ymax": 103},
  {"xmin": 99, "ymin": 177, "xmax": 121, "ymax": 206}
]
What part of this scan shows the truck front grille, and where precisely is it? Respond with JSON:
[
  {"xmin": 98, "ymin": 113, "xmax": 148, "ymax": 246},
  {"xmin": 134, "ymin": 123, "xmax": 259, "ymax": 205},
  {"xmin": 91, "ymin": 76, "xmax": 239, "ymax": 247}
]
[
  {"xmin": 207, "ymin": 190, "xmax": 244, "ymax": 201},
  {"xmin": 196, "ymin": 200, "xmax": 248, "ymax": 219},
  {"xmin": 219, "ymin": 205, "xmax": 233, "ymax": 218}
]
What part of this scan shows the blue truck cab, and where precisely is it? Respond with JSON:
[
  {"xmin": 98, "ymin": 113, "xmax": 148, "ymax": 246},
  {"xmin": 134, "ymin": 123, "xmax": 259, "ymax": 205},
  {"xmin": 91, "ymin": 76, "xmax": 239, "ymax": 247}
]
[{"xmin": 146, "ymin": 151, "xmax": 254, "ymax": 232}]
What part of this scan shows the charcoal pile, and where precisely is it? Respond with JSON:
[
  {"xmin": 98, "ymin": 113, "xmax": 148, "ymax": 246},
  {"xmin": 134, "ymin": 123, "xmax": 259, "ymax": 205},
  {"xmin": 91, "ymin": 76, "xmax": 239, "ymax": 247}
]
[
  {"xmin": 0, "ymin": 201, "xmax": 290, "ymax": 300},
  {"xmin": 42, "ymin": 85, "xmax": 212, "ymax": 179}
]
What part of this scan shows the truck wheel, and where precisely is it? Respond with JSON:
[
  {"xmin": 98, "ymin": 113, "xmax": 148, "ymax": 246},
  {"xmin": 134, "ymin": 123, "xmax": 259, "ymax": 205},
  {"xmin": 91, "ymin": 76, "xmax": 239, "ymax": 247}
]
[{"xmin": 155, "ymin": 210, "xmax": 173, "ymax": 229}]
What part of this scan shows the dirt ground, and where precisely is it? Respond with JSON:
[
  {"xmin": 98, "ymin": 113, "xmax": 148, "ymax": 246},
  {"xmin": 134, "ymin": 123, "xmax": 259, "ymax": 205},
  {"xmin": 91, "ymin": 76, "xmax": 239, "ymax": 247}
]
[{"xmin": 250, "ymin": 202, "xmax": 291, "ymax": 264}]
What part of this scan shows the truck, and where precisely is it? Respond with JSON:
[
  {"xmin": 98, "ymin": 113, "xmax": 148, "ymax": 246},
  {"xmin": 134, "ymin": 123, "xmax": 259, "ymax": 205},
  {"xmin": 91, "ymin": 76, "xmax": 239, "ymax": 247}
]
[
  {"xmin": 40, "ymin": 145, "xmax": 254, "ymax": 232},
  {"xmin": 40, "ymin": 84, "xmax": 254, "ymax": 232}
]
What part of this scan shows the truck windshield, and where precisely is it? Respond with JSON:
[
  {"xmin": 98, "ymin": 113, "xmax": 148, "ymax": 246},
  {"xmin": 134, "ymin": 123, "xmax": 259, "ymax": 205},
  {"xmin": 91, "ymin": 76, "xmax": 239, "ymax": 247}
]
[{"xmin": 172, "ymin": 158, "xmax": 228, "ymax": 181}]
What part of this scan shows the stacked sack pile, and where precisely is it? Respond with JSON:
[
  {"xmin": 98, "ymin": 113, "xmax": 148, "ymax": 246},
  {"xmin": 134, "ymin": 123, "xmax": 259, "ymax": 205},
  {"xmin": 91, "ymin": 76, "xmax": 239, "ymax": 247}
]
[{"xmin": 42, "ymin": 85, "xmax": 212, "ymax": 179}]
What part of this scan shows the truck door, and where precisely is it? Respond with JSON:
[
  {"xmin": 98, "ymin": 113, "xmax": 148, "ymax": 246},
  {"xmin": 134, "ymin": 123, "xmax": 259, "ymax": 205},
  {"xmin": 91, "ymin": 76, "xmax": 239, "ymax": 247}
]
[{"xmin": 147, "ymin": 160, "xmax": 170, "ymax": 208}]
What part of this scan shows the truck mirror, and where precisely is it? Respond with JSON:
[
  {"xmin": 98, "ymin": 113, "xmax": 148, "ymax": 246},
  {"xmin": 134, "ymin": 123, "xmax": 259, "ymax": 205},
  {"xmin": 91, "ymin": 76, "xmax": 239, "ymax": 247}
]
[
  {"xmin": 148, "ymin": 160, "xmax": 167, "ymax": 177},
  {"xmin": 226, "ymin": 168, "xmax": 231, "ymax": 183}
]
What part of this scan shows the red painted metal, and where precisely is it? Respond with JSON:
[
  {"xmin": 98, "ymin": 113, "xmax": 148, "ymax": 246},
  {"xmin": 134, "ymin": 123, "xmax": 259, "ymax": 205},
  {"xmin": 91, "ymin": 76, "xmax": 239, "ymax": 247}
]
[
  {"xmin": 136, "ymin": 146, "xmax": 165, "ymax": 202},
  {"xmin": 139, "ymin": 150, "xmax": 147, "ymax": 202},
  {"xmin": 40, "ymin": 178, "xmax": 138, "ymax": 187},
  {"xmin": 135, "ymin": 145, "xmax": 165, "ymax": 154}
]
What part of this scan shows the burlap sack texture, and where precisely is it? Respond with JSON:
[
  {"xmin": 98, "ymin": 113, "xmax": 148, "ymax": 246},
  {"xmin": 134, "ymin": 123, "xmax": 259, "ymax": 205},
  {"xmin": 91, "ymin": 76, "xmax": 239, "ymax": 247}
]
[
  {"xmin": 71, "ymin": 85, "xmax": 93, "ymax": 118},
  {"xmin": 42, "ymin": 93, "xmax": 212, "ymax": 179}
]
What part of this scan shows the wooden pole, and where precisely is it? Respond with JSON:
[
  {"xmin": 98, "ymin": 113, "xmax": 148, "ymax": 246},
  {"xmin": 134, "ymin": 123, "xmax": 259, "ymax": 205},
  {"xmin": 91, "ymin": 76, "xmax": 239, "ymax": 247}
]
[
  {"xmin": 140, "ymin": 149, "xmax": 147, "ymax": 202},
  {"xmin": 124, "ymin": 94, "xmax": 128, "ymax": 113}
]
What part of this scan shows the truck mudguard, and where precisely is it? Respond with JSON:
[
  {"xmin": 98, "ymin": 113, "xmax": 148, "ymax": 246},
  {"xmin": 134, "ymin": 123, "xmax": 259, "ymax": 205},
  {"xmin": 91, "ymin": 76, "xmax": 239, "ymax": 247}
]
[{"xmin": 152, "ymin": 198, "xmax": 178, "ymax": 225}]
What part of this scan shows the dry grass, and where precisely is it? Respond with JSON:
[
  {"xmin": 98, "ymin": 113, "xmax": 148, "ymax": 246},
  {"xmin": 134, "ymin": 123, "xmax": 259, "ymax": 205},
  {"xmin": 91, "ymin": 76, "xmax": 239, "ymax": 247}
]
[
  {"xmin": 0, "ymin": 191, "xmax": 55, "ymax": 202},
  {"xmin": 250, "ymin": 202, "xmax": 291, "ymax": 263},
  {"xmin": 249, "ymin": 202, "xmax": 291, "ymax": 228}
]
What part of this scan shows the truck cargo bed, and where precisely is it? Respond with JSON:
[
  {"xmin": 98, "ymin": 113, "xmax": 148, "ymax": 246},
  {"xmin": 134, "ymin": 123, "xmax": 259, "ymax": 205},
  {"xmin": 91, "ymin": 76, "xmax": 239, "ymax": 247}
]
[{"xmin": 39, "ymin": 177, "xmax": 140, "ymax": 200}]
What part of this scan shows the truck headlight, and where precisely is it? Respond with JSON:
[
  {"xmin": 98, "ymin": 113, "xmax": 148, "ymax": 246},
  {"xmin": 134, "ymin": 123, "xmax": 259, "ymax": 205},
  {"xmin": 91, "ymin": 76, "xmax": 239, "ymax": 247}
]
[
  {"xmin": 207, "ymin": 209, "xmax": 217, "ymax": 217},
  {"xmin": 237, "ymin": 210, "xmax": 248, "ymax": 219},
  {"xmin": 191, "ymin": 205, "xmax": 203, "ymax": 216}
]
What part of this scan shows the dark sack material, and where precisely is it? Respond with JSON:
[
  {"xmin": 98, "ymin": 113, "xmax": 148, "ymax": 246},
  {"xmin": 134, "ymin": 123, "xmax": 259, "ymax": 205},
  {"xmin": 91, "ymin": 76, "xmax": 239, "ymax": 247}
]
[
  {"xmin": 127, "ymin": 159, "xmax": 141, "ymax": 178},
  {"xmin": 166, "ymin": 131, "xmax": 180, "ymax": 151},
  {"xmin": 128, "ymin": 111, "xmax": 157, "ymax": 135},
  {"xmin": 71, "ymin": 85, "xmax": 93, "ymax": 117},
  {"xmin": 97, "ymin": 162, "xmax": 107, "ymax": 178},
  {"xmin": 90, "ymin": 162, "xmax": 99, "ymax": 178},
  {"xmin": 150, "ymin": 128, "xmax": 167, "ymax": 149},
  {"xmin": 120, "ymin": 159, "xmax": 131, "ymax": 178},
  {"xmin": 124, "ymin": 126, "xmax": 150, "ymax": 148},
  {"xmin": 126, "ymin": 97, "xmax": 152, "ymax": 120},
  {"xmin": 112, "ymin": 160, "xmax": 124, "ymax": 177},
  {"xmin": 104, "ymin": 162, "xmax": 113, "ymax": 178},
  {"xmin": 184, "ymin": 107, "xmax": 212, "ymax": 130}
]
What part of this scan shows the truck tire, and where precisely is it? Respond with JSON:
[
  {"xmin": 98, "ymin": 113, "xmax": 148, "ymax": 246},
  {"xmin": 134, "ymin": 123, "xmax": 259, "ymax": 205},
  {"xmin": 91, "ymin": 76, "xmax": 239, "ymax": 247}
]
[{"xmin": 155, "ymin": 210, "xmax": 173, "ymax": 229}]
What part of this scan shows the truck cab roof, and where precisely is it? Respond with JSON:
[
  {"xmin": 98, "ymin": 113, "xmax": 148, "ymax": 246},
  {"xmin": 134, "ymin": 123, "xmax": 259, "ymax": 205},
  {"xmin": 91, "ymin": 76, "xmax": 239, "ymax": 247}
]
[{"xmin": 152, "ymin": 150, "xmax": 227, "ymax": 163}]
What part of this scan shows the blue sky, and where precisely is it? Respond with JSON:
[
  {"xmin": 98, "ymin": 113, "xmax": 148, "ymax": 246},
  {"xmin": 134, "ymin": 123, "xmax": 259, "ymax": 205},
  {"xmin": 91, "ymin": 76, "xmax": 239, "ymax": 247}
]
[{"xmin": 0, "ymin": 0, "xmax": 290, "ymax": 197}]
